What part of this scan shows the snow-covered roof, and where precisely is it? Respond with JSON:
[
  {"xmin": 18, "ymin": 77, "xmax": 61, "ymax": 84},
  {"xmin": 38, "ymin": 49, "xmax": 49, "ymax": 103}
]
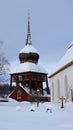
[
  {"xmin": 19, "ymin": 44, "xmax": 39, "ymax": 54},
  {"xmin": 49, "ymin": 41, "xmax": 73, "ymax": 77},
  {"xmin": 10, "ymin": 62, "xmax": 47, "ymax": 74}
]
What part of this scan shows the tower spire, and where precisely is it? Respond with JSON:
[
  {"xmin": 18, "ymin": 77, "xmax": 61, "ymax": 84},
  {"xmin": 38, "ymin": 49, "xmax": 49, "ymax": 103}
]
[{"xmin": 26, "ymin": 10, "xmax": 32, "ymax": 45}]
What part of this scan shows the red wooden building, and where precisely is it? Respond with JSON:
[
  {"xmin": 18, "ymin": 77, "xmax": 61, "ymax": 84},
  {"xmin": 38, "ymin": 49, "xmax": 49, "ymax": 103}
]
[
  {"xmin": 9, "ymin": 15, "xmax": 50, "ymax": 102},
  {"xmin": 9, "ymin": 85, "xmax": 33, "ymax": 102}
]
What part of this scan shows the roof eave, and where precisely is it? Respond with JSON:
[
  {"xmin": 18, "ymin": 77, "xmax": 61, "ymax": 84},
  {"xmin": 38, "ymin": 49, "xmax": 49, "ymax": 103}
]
[
  {"xmin": 49, "ymin": 61, "xmax": 73, "ymax": 78},
  {"xmin": 10, "ymin": 71, "xmax": 48, "ymax": 76}
]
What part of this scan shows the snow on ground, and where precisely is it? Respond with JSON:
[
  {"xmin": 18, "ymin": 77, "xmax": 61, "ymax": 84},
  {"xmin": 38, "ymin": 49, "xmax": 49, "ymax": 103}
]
[{"xmin": 0, "ymin": 99, "xmax": 73, "ymax": 130}]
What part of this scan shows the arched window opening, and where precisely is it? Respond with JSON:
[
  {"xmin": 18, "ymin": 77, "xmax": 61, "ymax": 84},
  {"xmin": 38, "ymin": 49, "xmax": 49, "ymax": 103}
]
[
  {"xmin": 57, "ymin": 79, "xmax": 60, "ymax": 101},
  {"xmin": 51, "ymin": 82, "xmax": 54, "ymax": 102},
  {"xmin": 64, "ymin": 75, "xmax": 68, "ymax": 101}
]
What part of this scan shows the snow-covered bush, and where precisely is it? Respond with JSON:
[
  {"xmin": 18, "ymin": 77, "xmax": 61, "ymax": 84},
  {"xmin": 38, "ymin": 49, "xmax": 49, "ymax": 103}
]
[
  {"xmin": 30, "ymin": 106, "xmax": 35, "ymax": 112},
  {"xmin": 46, "ymin": 104, "xmax": 52, "ymax": 112}
]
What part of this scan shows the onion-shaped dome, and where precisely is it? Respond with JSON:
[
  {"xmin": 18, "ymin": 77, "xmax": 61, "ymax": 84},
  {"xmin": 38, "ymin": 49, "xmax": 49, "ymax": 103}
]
[{"xmin": 19, "ymin": 44, "xmax": 39, "ymax": 63}]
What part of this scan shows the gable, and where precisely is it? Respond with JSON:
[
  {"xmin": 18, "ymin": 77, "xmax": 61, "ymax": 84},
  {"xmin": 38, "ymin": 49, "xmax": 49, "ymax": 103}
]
[{"xmin": 9, "ymin": 86, "xmax": 31, "ymax": 102}]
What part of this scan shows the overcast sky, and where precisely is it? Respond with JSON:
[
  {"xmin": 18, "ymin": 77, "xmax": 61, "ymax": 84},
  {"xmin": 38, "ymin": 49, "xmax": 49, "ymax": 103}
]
[{"xmin": 0, "ymin": 0, "xmax": 73, "ymax": 73}]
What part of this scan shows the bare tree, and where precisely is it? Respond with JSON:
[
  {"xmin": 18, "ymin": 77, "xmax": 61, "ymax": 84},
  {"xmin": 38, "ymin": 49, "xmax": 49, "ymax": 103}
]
[{"xmin": 0, "ymin": 53, "xmax": 10, "ymax": 83}]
